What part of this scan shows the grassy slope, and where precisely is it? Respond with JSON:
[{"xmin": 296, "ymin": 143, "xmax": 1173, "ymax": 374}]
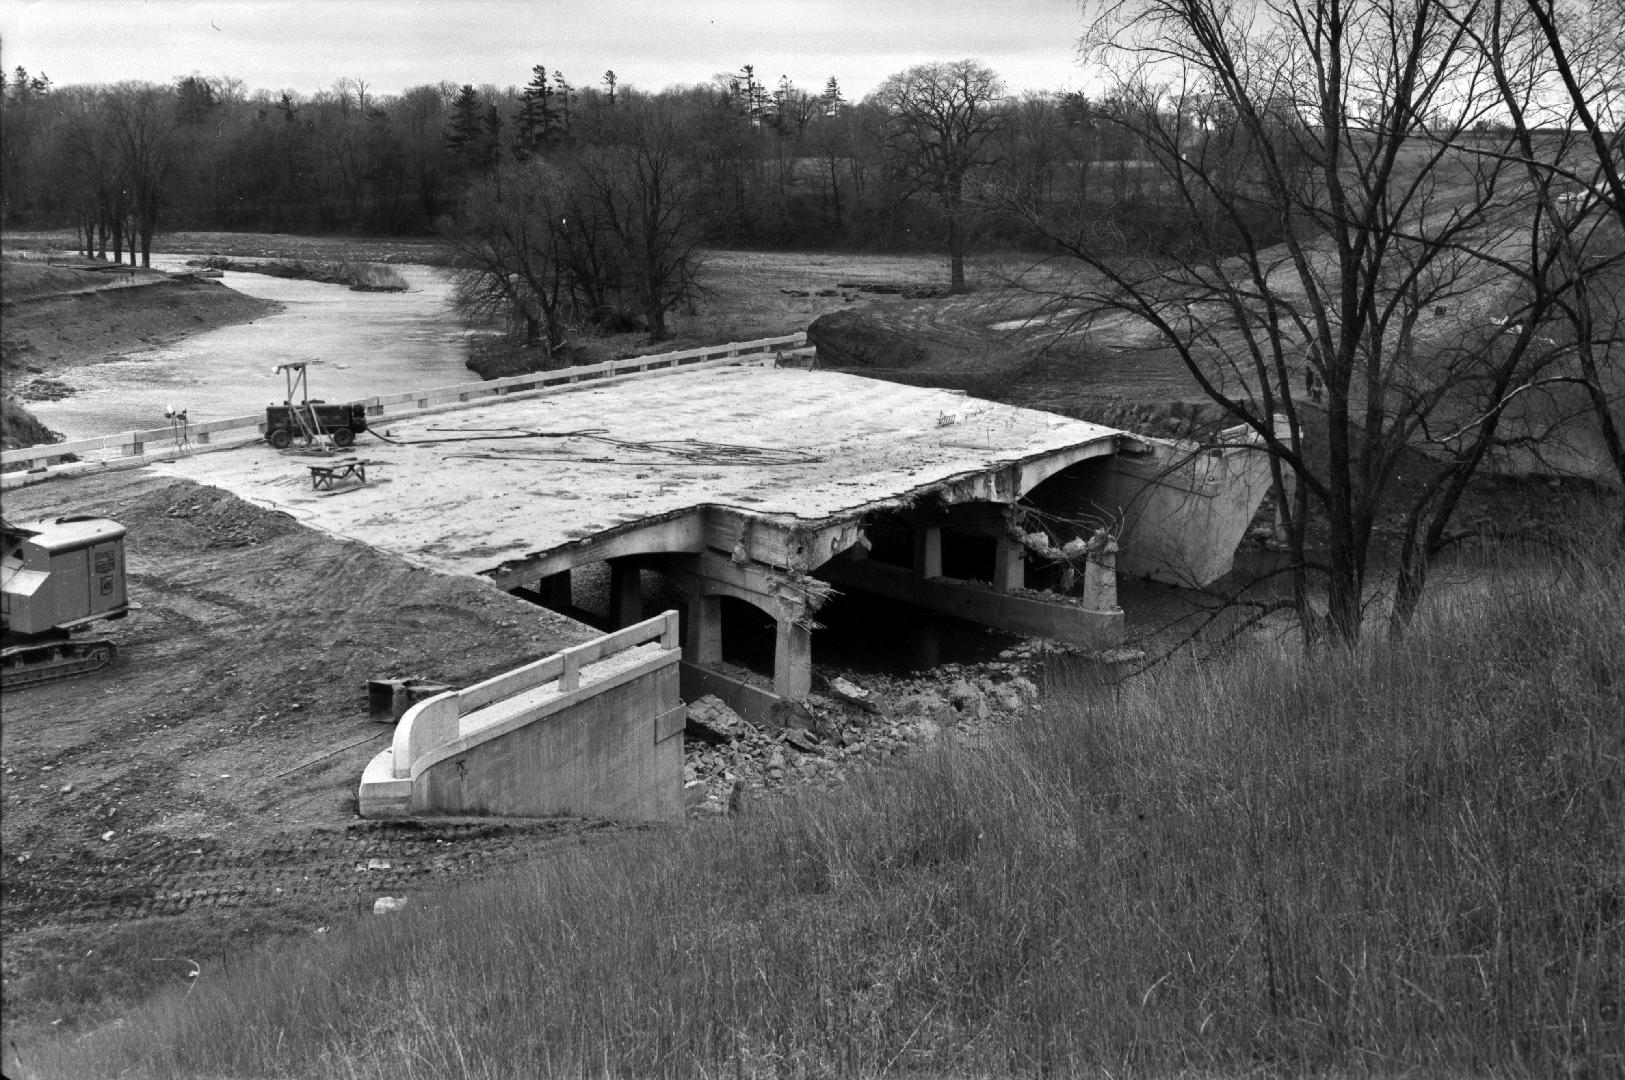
[{"xmin": 24, "ymin": 544, "xmax": 1623, "ymax": 1080}]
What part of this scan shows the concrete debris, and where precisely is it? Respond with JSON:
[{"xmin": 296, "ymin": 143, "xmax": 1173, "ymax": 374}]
[
  {"xmin": 826, "ymin": 675, "xmax": 879, "ymax": 713},
  {"xmin": 768, "ymin": 697, "xmax": 821, "ymax": 733},
  {"xmin": 686, "ymin": 695, "xmax": 752, "ymax": 744},
  {"xmin": 829, "ymin": 676, "xmax": 868, "ymax": 700},
  {"xmin": 781, "ymin": 727, "xmax": 819, "ymax": 752},
  {"xmin": 683, "ymin": 657, "xmax": 1045, "ymax": 817}
]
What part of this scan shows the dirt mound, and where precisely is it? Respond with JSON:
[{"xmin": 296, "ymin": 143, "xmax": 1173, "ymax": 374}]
[
  {"xmin": 0, "ymin": 259, "xmax": 134, "ymax": 301},
  {"xmin": 807, "ymin": 309, "xmax": 933, "ymax": 368}
]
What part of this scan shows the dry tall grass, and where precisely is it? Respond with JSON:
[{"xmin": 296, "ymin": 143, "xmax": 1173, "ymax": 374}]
[{"xmin": 24, "ymin": 552, "xmax": 1622, "ymax": 1080}]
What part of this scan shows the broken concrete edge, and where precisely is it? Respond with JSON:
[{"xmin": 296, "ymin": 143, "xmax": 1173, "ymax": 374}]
[
  {"xmin": 359, "ymin": 611, "xmax": 681, "ymax": 819},
  {"xmin": 485, "ymin": 431, "xmax": 1125, "ymax": 591}
]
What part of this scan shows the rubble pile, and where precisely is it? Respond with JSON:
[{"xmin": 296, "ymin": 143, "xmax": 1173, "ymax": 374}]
[{"xmin": 682, "ymin": 646, "xmax": 1066, "ymax": 816}]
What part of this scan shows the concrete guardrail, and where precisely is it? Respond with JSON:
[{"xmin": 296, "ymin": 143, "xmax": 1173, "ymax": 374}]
[
  {"xmin": 2, "ymin": 332, "xmax": 809, "ymax": 483},
  {"xmin": 358, "ymin": 610, "xmax": 686, "ymax": 822}
]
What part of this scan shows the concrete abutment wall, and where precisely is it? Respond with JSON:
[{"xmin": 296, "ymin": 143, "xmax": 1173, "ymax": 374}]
[{"xmin": 358, "ymin": 611, "xmax": 685, "ymax": 822}]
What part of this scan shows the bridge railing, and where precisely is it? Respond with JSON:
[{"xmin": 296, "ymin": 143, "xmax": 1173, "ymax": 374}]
[
  {"xmin": 389, "ymin": 609, "xmax": 682, "ymax": 781},
  {"xmin": 1, "ymin": 332, "xmax": 808, "ymax": 480},
  {"xmin": 358, "ymin": 610, "xmax": 686, "ymax": 820}
]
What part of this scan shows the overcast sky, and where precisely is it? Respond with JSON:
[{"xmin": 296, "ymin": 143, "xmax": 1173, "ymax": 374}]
[{"xmin": 2, "ymin": 0, "xmax": 1091, "ymax": 101}]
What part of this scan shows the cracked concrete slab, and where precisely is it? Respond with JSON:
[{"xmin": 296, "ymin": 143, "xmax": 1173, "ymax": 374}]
[{"xmin": 151, "ymin": 364, "xmax": 1124, "ymax": 580}]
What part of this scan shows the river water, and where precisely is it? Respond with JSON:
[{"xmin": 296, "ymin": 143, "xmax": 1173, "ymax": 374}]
[{"xmin": 26, "ymin": 255, "xmax": 474, "ymax": 440}]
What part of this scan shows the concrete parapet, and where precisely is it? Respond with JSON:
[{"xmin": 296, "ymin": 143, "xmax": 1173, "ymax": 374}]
[{"xmin": 359, "ymin": 610, "xmax": 685, "ymax": 822}]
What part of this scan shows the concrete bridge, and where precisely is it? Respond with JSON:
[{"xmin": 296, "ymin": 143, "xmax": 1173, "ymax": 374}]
[{"xmin": 140, "ymin": 353, "xmax": 1273, "ymax": 720}]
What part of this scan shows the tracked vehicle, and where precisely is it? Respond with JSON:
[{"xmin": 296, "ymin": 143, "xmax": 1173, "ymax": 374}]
[{"xmin": 2, "ymin": 516, "xmax": 128, "ymax": 689}]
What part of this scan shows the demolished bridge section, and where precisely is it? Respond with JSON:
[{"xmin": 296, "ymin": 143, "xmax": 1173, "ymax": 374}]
[{"xmin": 154, "ymin": 362, "xmax": 1273, "ymax": 710}]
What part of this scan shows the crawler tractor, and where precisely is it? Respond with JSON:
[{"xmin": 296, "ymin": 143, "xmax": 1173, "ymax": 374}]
[{"xmin": 2, "ymin": 516, "xmax": 129, "ymax": 689}]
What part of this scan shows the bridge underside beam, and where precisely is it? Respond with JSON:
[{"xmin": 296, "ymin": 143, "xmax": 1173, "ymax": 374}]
[{"xmin": 818, "ymin": 554, "xmax": 1123, "ymax": 651}]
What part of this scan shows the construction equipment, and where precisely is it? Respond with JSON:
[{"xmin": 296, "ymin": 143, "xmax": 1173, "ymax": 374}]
[
  {"xmin": 264, "ymin": 360, "xmax": 368, "ymax": 450},
  {"xmin": 2, "ymin": 516, "xmax": 129, "ymax": 689}
]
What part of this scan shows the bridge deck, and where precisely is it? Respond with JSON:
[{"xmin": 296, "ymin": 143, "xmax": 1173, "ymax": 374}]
[{"xmin": 152, "ymin": 364, "xmax": 1122, "ymax": 580}]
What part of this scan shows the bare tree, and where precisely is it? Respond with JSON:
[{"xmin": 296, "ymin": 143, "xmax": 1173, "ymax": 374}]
[
  {"xmin": 571, "ymin": 93, "xmax": 704, "ymax": 342},
  {"xmin": 1007, "ymin": 0, "xmax": 1588, "ymax": 640},
  {"xmin": 444, "ymin": 161, "xmax": 574, "ymax": 356},
  {"xmin": 1456, "ymin": 0, "xmax": 1625, "ymax": 500},
  {"xmin": 103, "ymin": 83, "xmax": 177, "ymax": 267},
  {"xmin": 869, "ymin": 59, "xmax": 1007, "ymax": 293}
]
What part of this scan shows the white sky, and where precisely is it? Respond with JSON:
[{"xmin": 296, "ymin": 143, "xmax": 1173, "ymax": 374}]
[{"xmin": 1, "ymin": 0, "xmax": 1092, "ymax": 101}]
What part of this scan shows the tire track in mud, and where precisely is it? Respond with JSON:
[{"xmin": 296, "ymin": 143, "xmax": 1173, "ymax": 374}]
[{"xmin": 2, "ymin": 819, "xmax": 637, "ymax": 928}]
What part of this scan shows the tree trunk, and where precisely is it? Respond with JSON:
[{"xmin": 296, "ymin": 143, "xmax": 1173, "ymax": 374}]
[
  {"xmin": 646, "ymin": 299, "xmax": 667, "ymax": 342},
  {"xmin": 945, "ymin": 177, "xmax": 968, "ymax": 294},
  {"xmin": 947, "ymin": 217, "xmax": 966, "ymax": 293}
]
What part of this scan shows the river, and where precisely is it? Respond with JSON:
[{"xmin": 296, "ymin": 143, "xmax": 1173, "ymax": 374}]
[{"xmin": 25, "ymin": 255, "xmax": 474, "ymax": 440}]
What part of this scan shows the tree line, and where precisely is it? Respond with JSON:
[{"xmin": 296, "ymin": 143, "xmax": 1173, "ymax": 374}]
[{"xmin": 0, "ymin": 60, "xmax": 1176, "ymax": 262}]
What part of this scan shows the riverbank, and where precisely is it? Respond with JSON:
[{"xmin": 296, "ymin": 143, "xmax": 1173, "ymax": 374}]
[
  {"xmin": 1, "ymin": 259, "xmax": 283, "ymax": 450},
  {"xmin": 2, "ymin": 273, "xmax": 282, "ymax": 381}
]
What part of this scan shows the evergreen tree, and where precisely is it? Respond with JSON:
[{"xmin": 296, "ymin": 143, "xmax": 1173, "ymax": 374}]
[
  {"xmin": 820, "ymin": 76, "xmax": 844, "ymax": 116},
  {"xmin": 735, "ymin": 64, "xmax": 767, "ymax": 124},
  {"xmin": 553, "ymin": 70, "xmax": 573, "ymax": 140},
  {"xmin": 176, "ymin": 75, "xmax": 218, "ymax": 125},
  {"xmin": 514, "ymin": 65, "xmax": 553, "ymax": 159},
  {"xmin": 446, "ymin": 84, "xmax": 481, "ymax": 151},
  {"xmin": 481, "ymin": 102, "xmax": 503, "ymax": 168}
]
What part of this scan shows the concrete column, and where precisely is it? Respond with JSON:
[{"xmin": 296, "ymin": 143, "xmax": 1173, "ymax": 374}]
[
  {"xmin": 773, "ymin": 616, "xmax": 813, "ymax": 699},
  {"xmin": 609, "ymin": 559, "xmax": 642, "ymax": 628},
  {"xmin": 993, "ymin": 534, "xmax": 1025, "ymax": 592},
  {"xmin": 539, "ymin": 570, "xmax": 572, "ymax": 609},
  {"xmin": 1082, "ymin": 536, "xmax": 1120, "ymax": 613},
  {"xmin": 685, "ymin": 594, "xmax": 722, "ymax": 665},
  {"xmin": 914, "ymin": 525, "xmax": 942, "ymax": 580}
]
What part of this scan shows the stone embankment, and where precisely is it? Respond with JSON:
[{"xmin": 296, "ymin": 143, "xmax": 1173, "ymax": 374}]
[{"xmin": 681, "ymin": 642, "xmax": 1099, "ymax": 815}]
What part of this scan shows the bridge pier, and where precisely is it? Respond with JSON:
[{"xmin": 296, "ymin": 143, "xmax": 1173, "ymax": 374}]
[
  {"xmin": 684, "ymin": 593, "xmax": 723, "ymax": 664},
  {"xmin": 538, "ymin": 570, "xmax": 572, "ymax": 609},
  {"xmin": 610, "ymin": 558, "xmax": 643, "ymax": 627},
  {"xmin": 773, "ymin": 617, "xmax": 813, "ymax": 699},
  {"xmin": 993, "ymin": 533, "xmax": 1025, "ymax": 592}
]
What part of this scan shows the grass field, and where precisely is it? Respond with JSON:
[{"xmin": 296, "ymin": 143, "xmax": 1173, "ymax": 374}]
[{"xmin": 19, "ymin": 538, "xmax": 1621, "ymax": 1080}]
